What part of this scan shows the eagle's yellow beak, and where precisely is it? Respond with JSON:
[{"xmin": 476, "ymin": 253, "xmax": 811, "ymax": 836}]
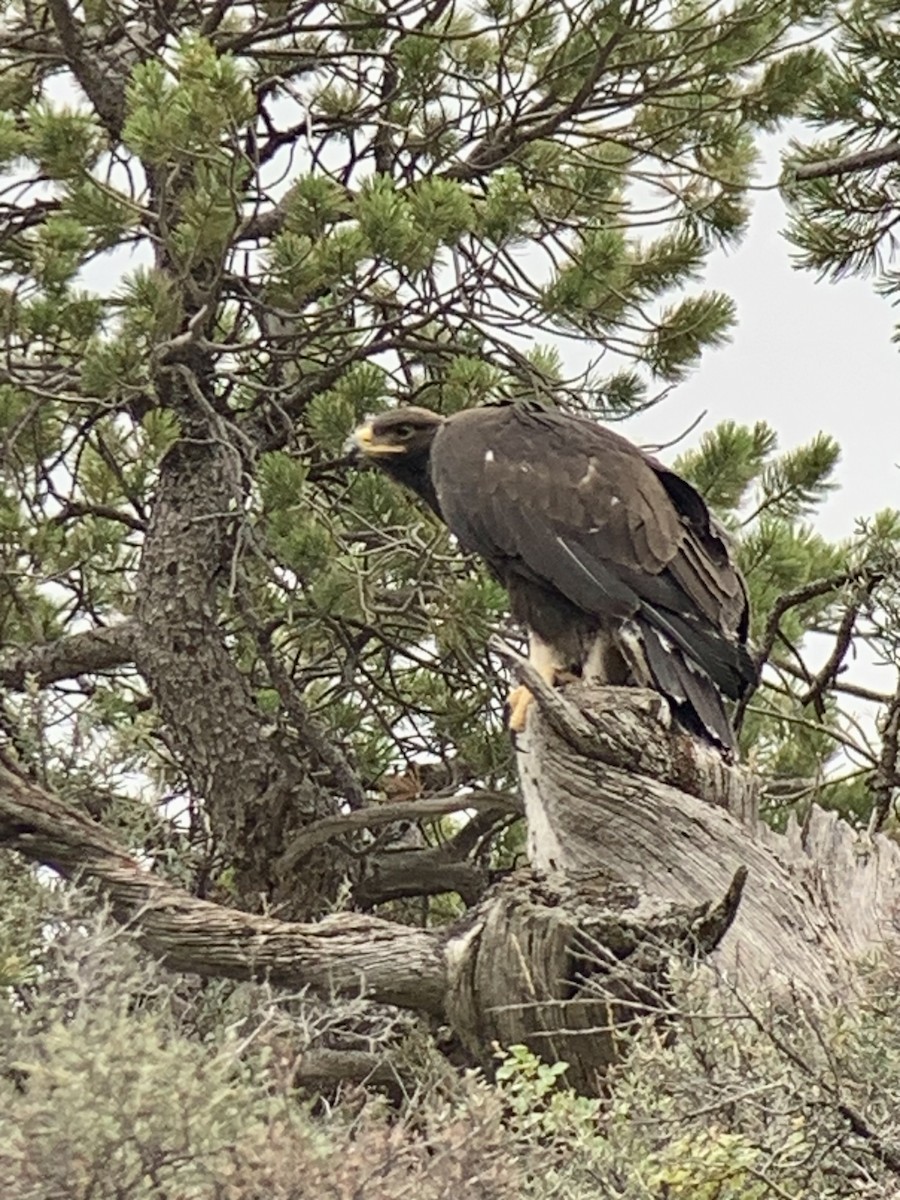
[{"xmin": 347, "ymin": 421, "xmax": 407, "ymax": 457}]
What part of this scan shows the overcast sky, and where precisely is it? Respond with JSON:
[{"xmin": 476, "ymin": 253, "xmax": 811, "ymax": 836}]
[{"xmin": 614, "ymin": 143, "xmax": 900, "ymax": 543}]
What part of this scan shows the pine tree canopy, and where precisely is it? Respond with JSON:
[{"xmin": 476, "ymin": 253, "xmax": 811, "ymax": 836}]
[{"xmin": 8, "ymin": 3, "xmax": 900, "ymax": 1193}]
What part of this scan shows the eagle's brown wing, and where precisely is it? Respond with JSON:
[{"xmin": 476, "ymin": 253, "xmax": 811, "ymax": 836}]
[{"xmin": 429, "ymin": 404, "xmax": 755, "ymax": 740}]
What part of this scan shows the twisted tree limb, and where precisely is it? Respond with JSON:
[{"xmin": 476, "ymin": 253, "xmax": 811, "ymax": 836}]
[{"xmin": 0, "ymin": 754, "xmax": 445, "ymax": 1014}]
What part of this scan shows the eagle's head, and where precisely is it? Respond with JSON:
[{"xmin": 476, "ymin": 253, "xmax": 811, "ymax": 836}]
[
  {"xmin": 347, "ymin": 406, "xmax": 445, "ymax": 513},
  {"xmin": 348, "ymin": 406, "xmax": 444, "ymax": 461}
]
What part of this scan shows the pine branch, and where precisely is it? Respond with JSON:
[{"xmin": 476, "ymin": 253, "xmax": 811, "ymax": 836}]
[
  {"xmin": 255, "ymin": 630, "xmax": 370, "ymax": 814},
  {"xmin": 0, "ymin": 622, "xmax": 136, "ymax": 690},
  {"xmin": 789, "ymin": 141, "xmax": 900, "ymax": 182}
]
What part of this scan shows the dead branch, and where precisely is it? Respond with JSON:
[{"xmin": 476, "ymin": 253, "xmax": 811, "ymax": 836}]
[
  {"xmin": 279, "ymin": 790, "xmax": 521, "ymax": 869},
  {"xmin": 0, "ymin": 754, "xmax": 446, "ymax": 1014}
]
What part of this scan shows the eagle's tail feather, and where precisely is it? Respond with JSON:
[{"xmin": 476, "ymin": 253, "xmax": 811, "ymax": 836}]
[
  {"xmin": 639, "ymin": 620, "xmax": 736, "ymax": 751},
  {"xmin": 551, "ymin": 534, "xmax": 757, "ymax": 700},
  {"xmin": 640, "ymin": 603, "xmax": 756, "ymax": 700}
]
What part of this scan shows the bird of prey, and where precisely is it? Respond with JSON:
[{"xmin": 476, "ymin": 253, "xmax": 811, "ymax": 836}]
[{"xmin": 348, "ymin": 401, "xmax": 756, "ymax": 751}]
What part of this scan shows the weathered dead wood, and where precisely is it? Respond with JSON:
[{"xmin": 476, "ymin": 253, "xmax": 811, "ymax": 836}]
[
  {"xmin": 0, "ymin": 742, "xmax": 741, "ymax": 1098},
  {"xmin": 443, "ymin": 867, "xmax": 746, "ymax": 1095},
  {"xmin": 503, "ymin": 663, "xmax": 900, "ymax": 1006},
  {"xmin": 0, "ymin": 742, "xmax": 739, "ymax": 1097},
  {"xmin": 0, "ymin": 756, "xmax": 446, "ymax": 1015}
]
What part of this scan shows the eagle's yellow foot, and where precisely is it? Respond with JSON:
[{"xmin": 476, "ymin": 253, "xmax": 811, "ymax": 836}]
[{"xmin": 507, "ymin": 684, "xmax": 534, "ymax": 733}]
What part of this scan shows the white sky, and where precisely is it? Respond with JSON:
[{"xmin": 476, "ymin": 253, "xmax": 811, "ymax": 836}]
[{"xmin": 617, "ymin": 141, "xmax": 900, "ymax": 543}]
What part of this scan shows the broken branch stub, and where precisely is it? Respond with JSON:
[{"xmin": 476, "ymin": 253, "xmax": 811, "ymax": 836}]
[
  {"xmin": 444, "ymin": 867, "xmax": 746, "ymax": 1096},
  {"xmin": 506, "ymin": 676, "xmax": 900, "ymax": 1009}
]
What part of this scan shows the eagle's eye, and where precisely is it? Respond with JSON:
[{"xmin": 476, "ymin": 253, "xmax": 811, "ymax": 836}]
[{"xmin": 392, "ymin": 423, "xmax": 416, "ymax": 440}]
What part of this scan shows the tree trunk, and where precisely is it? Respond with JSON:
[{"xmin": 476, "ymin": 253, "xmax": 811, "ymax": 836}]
[{"xmin": 133, "ymin": 431, "xmax": 352, "ymax": 918}]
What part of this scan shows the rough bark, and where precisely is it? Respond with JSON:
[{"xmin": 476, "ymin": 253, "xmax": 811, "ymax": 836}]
[
  {"xmin": 355, "ymin": 845, "xmax": 491, "ymax": 909},
  {"xmin": 0, "ymin": 622, "xmax": 136, "ymax": 690},
  {"xmin": 132, "ymin": 433, "xmax": 349, "ymax": 917}
]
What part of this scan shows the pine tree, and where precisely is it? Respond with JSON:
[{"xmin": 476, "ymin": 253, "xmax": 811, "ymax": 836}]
[
  {"xmin": 771, "ymin": 0, "xmax": 900, "ymax": 826},
  {"xmin": 783, "ymin": 0, "xmax": 900, "ymax": 284},
  {"xmin": 5, "ymin": 0, "xmax": 899, "ymax": 1043},
  {"xmin": 9, "ymin": 3, "xmax": 900, "ymax": 1183},
  {"xmin": 0, "ymin": 0, "xmax": 836, "ymax": 916}
]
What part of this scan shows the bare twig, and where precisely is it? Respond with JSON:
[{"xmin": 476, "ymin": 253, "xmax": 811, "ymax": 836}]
[
  {"xmin": 800, "ymin": 601, "xmax": 861, "ymax": 717},
  {"xmin": 251, "ymin": 623, "xmax": 369, "ymax": 813},
  {"xmin": 771, "ymin": 656, "xmax": 893, "ymax": 706},
  {"xmin": 51, "ymin": 500, "xmax": 147, "ymax": 532},
  {"xmin": 736, "ymin": 985, "xmax": 900, "ymax": 1179},
  {"xmin": 756, "ymin": 568, "xmax": 883, "ymax": 672}
]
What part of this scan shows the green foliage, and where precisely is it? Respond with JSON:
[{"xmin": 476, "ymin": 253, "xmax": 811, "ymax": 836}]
[
  {"xmin": 0, "ymin": 856, "xmax": 48, "ymax": 988},
  {"xmin": 351, "ymin": 174, "xmax": 475, "ymax": 271},
  {"xmin": 0, "ymin": 112, "xmax": 27, "ymax": 167},
  {"xmin": 27, "ymin": 214, "xmax": 90, "ymax": 290},
  {"xmin": 27, "ymin": 103, "xmax": 101, "ymax": 178},
  {"xmin": 284, "ymin": 175, "xmax": 350, "ymax": 238},
  {"xmin": 0, "ymin": 908, "xmax": 520, "ymax": 1199},
  {"xmin": 675, "ymin": 420, "xmax": 779, "ymax": 510},
  {"xmin": 494, "ymin": 1044, "xmax": 601, "ymax": 1136},
  {"xmin": 645, "ymin": 1128, "xmax": 777, "ymax": 1199},
  {"xmin": 4, "ymin": 5, "xmax": 899, "ymax": 1179},
  {"xmin": 478, "ymin": 168, "xmax": 532, "ymax": 243},
  {"xmin": 784, "ymin": 0, "xmax": 900, "ymax": 318},
  {"xmin": 742, "ymin": 47, "xmax": 829, "ymax": 128},
  {"xmin": 758, "ymin": 431, "xmax": 840, "ymax": 521},
  {"xmin": 123, "ymin": 37, "xmax": 254, "ymax": 165},
  {"xmin": 646, "ymin": 292, "xmax": 737, "ymax": 381}
]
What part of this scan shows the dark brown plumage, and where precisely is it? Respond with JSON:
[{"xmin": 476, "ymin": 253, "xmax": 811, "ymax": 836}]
[{"xmin": 349, "ymin": 401, "xmax": 756, "ymax": 750}]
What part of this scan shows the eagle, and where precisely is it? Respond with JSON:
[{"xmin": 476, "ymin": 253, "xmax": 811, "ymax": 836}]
[{"xmin": 348, "ymin": 401, "xmax": 756, "ymax": 751}]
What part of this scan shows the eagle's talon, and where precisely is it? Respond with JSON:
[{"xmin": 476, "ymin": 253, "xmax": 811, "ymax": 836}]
[{"xmin": 507, "ymin": 684, "xmax": 534, "ymax": 733}]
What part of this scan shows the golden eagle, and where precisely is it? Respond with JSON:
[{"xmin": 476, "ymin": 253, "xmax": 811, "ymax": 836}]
[{"xmin": 349, "ymin": 402, "xmax": 755, "ymax": 750}]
